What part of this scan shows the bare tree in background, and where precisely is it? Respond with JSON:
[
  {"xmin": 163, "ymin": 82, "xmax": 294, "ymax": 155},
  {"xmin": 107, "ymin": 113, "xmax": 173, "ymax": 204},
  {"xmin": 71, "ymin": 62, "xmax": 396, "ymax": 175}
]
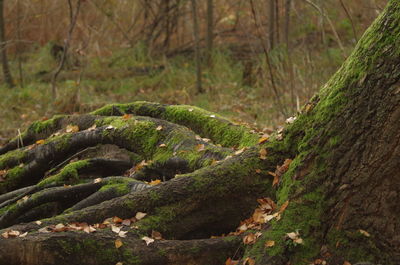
[
  {"xmin": 268, "ymin": 0, "xmax": 275, "ymax": 49},
  {"xmin": 51, "ymin": 0, "xmax": 82, "ymax": 98},
  {"xmin": 0, "ymin": 0, "xmax": 13, "ymax": 88},
  {"xmin": 205, "ymin": 0, "xmax": 214, "ymax": 66},
  {"xmin": 190, "ymin": 0, "xmax": 203, "ymax": 94}
]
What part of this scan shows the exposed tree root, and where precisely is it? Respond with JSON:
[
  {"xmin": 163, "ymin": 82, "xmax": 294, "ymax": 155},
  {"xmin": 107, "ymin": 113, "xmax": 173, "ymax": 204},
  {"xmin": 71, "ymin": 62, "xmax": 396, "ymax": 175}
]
[{"xmin": 0, "ymin": 231, "xmax": 242, "ymax": 265}]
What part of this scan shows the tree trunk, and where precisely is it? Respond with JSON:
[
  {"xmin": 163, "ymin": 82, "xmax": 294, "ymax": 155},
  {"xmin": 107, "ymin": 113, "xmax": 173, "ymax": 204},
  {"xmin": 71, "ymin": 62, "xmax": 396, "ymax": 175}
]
[
  {"xmin": 0, "ymin": 1, "xmax": 399, "ymax": 265},
  {"xmin": 190, "ymin": 0, "xmax": 203, "ymax": 94},
  {"xmin": 205, "ymin": 0, "xmax": 213, "ymax": 66},
  {"xmin": 0, "ymin": 0, "xmax": 13, "ymax": 88}
]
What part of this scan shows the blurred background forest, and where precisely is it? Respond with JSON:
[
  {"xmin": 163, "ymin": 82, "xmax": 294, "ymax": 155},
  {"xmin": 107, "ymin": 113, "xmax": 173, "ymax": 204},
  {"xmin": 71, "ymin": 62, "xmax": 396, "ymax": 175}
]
[{"xmin": 0, "ymin": 0, "xmax": 388, "ymax": 143}]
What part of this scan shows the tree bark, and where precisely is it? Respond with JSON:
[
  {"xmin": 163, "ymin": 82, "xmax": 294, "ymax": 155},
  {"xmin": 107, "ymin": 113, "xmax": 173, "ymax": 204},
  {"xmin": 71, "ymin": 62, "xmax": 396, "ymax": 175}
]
[
  {"xmin": 190, "ymin": 0, "xmax": 203, "ymax": 94},
  {"xmin": 0, "ymin": 0, "xmax": 13, "ymax": 88},
  {"xmin": 0, "ymin": 1, "xmax": 399, "ymax": 264}
]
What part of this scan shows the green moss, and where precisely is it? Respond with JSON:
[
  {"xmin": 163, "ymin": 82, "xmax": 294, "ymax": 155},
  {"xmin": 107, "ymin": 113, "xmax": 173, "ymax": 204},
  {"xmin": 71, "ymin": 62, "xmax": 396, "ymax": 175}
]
[
  {"xmin": 0, "ymin": 149, "xmax": 26, "ymax": 169},
  {"xmin": 44, "ymin": 133, "xmax": 73, "ymax": 152},
  {"xmin": 92, "ymin": 101, "xmax": 259, "ymax": 148},
  {"xmin": 28, "ymin": 115, "xmax": 63, "ymax": 134},
  {"xmin": 38, "ymin": 159, "xmax": 90, "ymax": 187},
  {"xmin": 99, "ymin": 183, "xmax": 130, "ymax": 195},
  {"xmin": 96, "ymin": 117, "xmax": 161, "ymax": 157},
  {"xmin": 164, "ymin": 104, "xmax": 259, "ymax": 148}
]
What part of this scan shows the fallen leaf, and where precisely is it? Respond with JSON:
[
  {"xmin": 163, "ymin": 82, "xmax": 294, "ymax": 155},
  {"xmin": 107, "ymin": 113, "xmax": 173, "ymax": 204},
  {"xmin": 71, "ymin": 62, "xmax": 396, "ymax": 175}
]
[
  {"xmin": 134, "ymin": 160, "xmax": 148, "ymax": 171},
  {"xmin": 111, "ymin": 225, "xmax": 121, "ymax": 234},
  {"xmin": 19, "ymin": 232, "xmax": 28, "ymax": 237},
  {"xmin": 35, "ymin": 221, "xmax": 42, "ymax": 225},
  {"xmin": 36, "ymin": 139, "xmax": 45, "ymax": 145},
  {"xmin": 279, "ymin": 200, "xmax": 289, "ymax": 214},
  {"xmin": 272, "ymin": 174, "xmax": 279, "ymax": 187},
  {"xmin": 258, "ymin": 136, "xmax": 269, "ymax": 144},
  {"xmin": 343, "ymin": 261, "xmax": 351, "ymax": 265},
  {"xmin": 259, "ymin": 148, "xmax": 267, "ymax": 160},
  {"xmin": 66, "ymin": 125, "xmax": 79, "ymax": 133},
  {"xmin": 113, "ymin": 216, "xmax": 123, "ymax": 224},
  {"xmin": 116, "ymin": 262, "xmax": 123, "ymax": 265},
  {"xmin": 115, "ymin": 239, "xmax": 123, "ymax": 248},
  {"xmin": 122, "ymin": 219, "xmax": 131, "ymax": 226},
  {"xmin": 188, "ymin": 108, "xmax": 194, "ymax": 112},
  {"xmin": 106, "ymin": 125, "xmax": 115, "ymax": 130},
  {"xmin": 225, "ymin": 258, "xmax": 239, "ymax": 265},
  {"xmin": 196, "ymin": 144, "xmax": 205, "ymax": 151},
  {"xmin": 142, "ymin": 236, "xmax": 155, "ymax": 246},
  {"xmin": 87, "ymin": 124, "xmax": 97, "ymax": 131},
  {"xmin": 255, "ymin": 169, "xmax": 261, "ymax": 174},
  {"xmin": 252, "ymin": 208, "xmax": 266, "ymax": 224},
  {"xmin": 1, "ymin": 231, "xmax": 8, "ymax": 238},
  {"xmin": 243, "ymin": 257, "xmax": 255, "ymax": 265},
  {"xmin": 265, "ymin": 240, "xmax": 275, "ymax": 247},
  {"xmin": 94, "ymin": 178, "xmax": 102, "ymax": 183},
  {"xmin": 118, "ymin": 231, "xmax": 128, "ymax": 238},
  {"xmin": 156, "ymin": 125, "xmax": 163, "ymax": 131},
  {"xmin": 159, "ymin": 143, "xmax": 167, "ymax": 148},
  {"xmin": 243, "ymin": 233, "xmax": 257, "ymax": 245},
  {"xmin": 286, "ymin": 116, "xmax": 297, "ymax": 124},
  {"xmin": 54, "ymin": 223, "xmax": 67, "ymax": 232},
  {"xmin": 151, "ymin": 230, "xmax": 162, "ymax": 240},
  {"xmin": 122, "ymin": 114, "xmax": 133, "ymax": 120},
  {"xmin": 135, "ymin": 212, "xmax": 147, "ymax": 220},
  {"xmin": 359, "ymin": 229, "xmax": 370, "ymax": 237},
  {"xmin": 149, "ymin": 179, "xmax": 161, "ymax": 186},
  {"xmin": 286, "ymin": 230, "xmax": 304, "ymax": 245},
  {"xmin": 7, "ymin": 230, "xmax": 20, "ymax": 237},
  {"xmin": 209, "ymin": 114, "xmax": 216, "ymax": 118}
]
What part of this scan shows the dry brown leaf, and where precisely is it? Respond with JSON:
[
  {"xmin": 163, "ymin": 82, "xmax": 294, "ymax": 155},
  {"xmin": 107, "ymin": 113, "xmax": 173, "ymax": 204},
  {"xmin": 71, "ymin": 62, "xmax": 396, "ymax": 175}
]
[
  {"xmin": 255, "ymin": 169, "xmax": 261, "ymax": 174},
  {"xmin": 149, "ymin": 179, "xmax": 161, "ymax": 186},
  {"xmin": 122, "ymin": 219, "xmax": 131, "ymax": 226},
  {"xmin": 115, "ymin": 239, "xmax": 123, "ymax": 249},
  {"xmin": 122, "ymin": 114, "xmax": 133, "ymax": 120},
  {"xmin": 111, "ymin": 225, "xmax": 121, "ymax": 234},
  {"xmin": 66, "ymin": 125, "xmax": 79, "ymax": 133},
  {"xmin": 272, "ymin": 174, "xmax": 279, "ymax": 187},
  {"xmin": 279, "ymin": 200, "xmax": 289, "ymax": 214},
  {"xmin": 265, "ymin": 240, "xmax": 275, "ymax": 248},
  {"xmin": 252, "ymin": 208, "xmax": 266, "ymax": 224},
  {"xmin": 142, "ymin": 236, "xmax": 154, "ymax": 246},
  {"xmin": 225, "ymin": 258, "xmax": 239, "ymax": 265},
  {"xmin": 19, "ymin": 232, "xmax": 28, "ymax": 237},
  {"xmin": 343, "ymin": 261, "xmax": 351, "ymax": 265},
  {"xmin": 243, "ymin": 233, "xmax": 257, "ymax": 245},
  {"xmin": 134, "ymin": 160, "xmax": 148, "ymax": 171},
  {"xmin": 158, "ymin": 143, "xmax": 167, "ymax": 148},
  {"xmin": 258, "ymin": 136, "xmax": 269, "ymax": 144},
  {"xmin": 113, "ymin": 216, "xmax": 123, "ymax": 224},
  {"xmin": 156, "ymin": 125, "xmax": 163, "ymax": 131},
  {"xmin": 234, "ymin": 148, "xmax": 245, "ymax": 155},
  {"xmin": 151, "ymin": 230, "xmax": 162, "ymax": 240},
  {"xmin": 87, "ymin": 124, "xmax": 97, "ymax": 131},
  {"xmin": 93, "ymin": 178, "xmax": 102, "ymax": 183},
  {"xmin": 36, "ymin": 139, "xmax": 45, "ymax": 145},
  {"xmin": 118, "ymin": 231, "xmax": 128, "ymax": 238},
  {"xmin": 359, "ymin": 229, "xmax": 370, "ymax": 237},
  {"xmin": 196, "ymin": 144, "xmax": 205, "ymax": 151},
  {"xmin": 243, "ymin": 257, "xmax": 256, "ymax": 265},
  {"xmin": 135, "ymin": 212, "xmax": 147, "ymax": 220},
  {"xmin": 259, "ymin": 148, "xmax": 268, "ymax": 160}
]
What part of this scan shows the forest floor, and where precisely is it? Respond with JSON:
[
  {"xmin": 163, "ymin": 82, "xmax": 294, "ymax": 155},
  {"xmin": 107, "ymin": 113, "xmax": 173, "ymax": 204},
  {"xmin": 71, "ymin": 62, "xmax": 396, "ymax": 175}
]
[{"xmin": 0, "ymin": 42, "xmax": 351, "ymax": 144}]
